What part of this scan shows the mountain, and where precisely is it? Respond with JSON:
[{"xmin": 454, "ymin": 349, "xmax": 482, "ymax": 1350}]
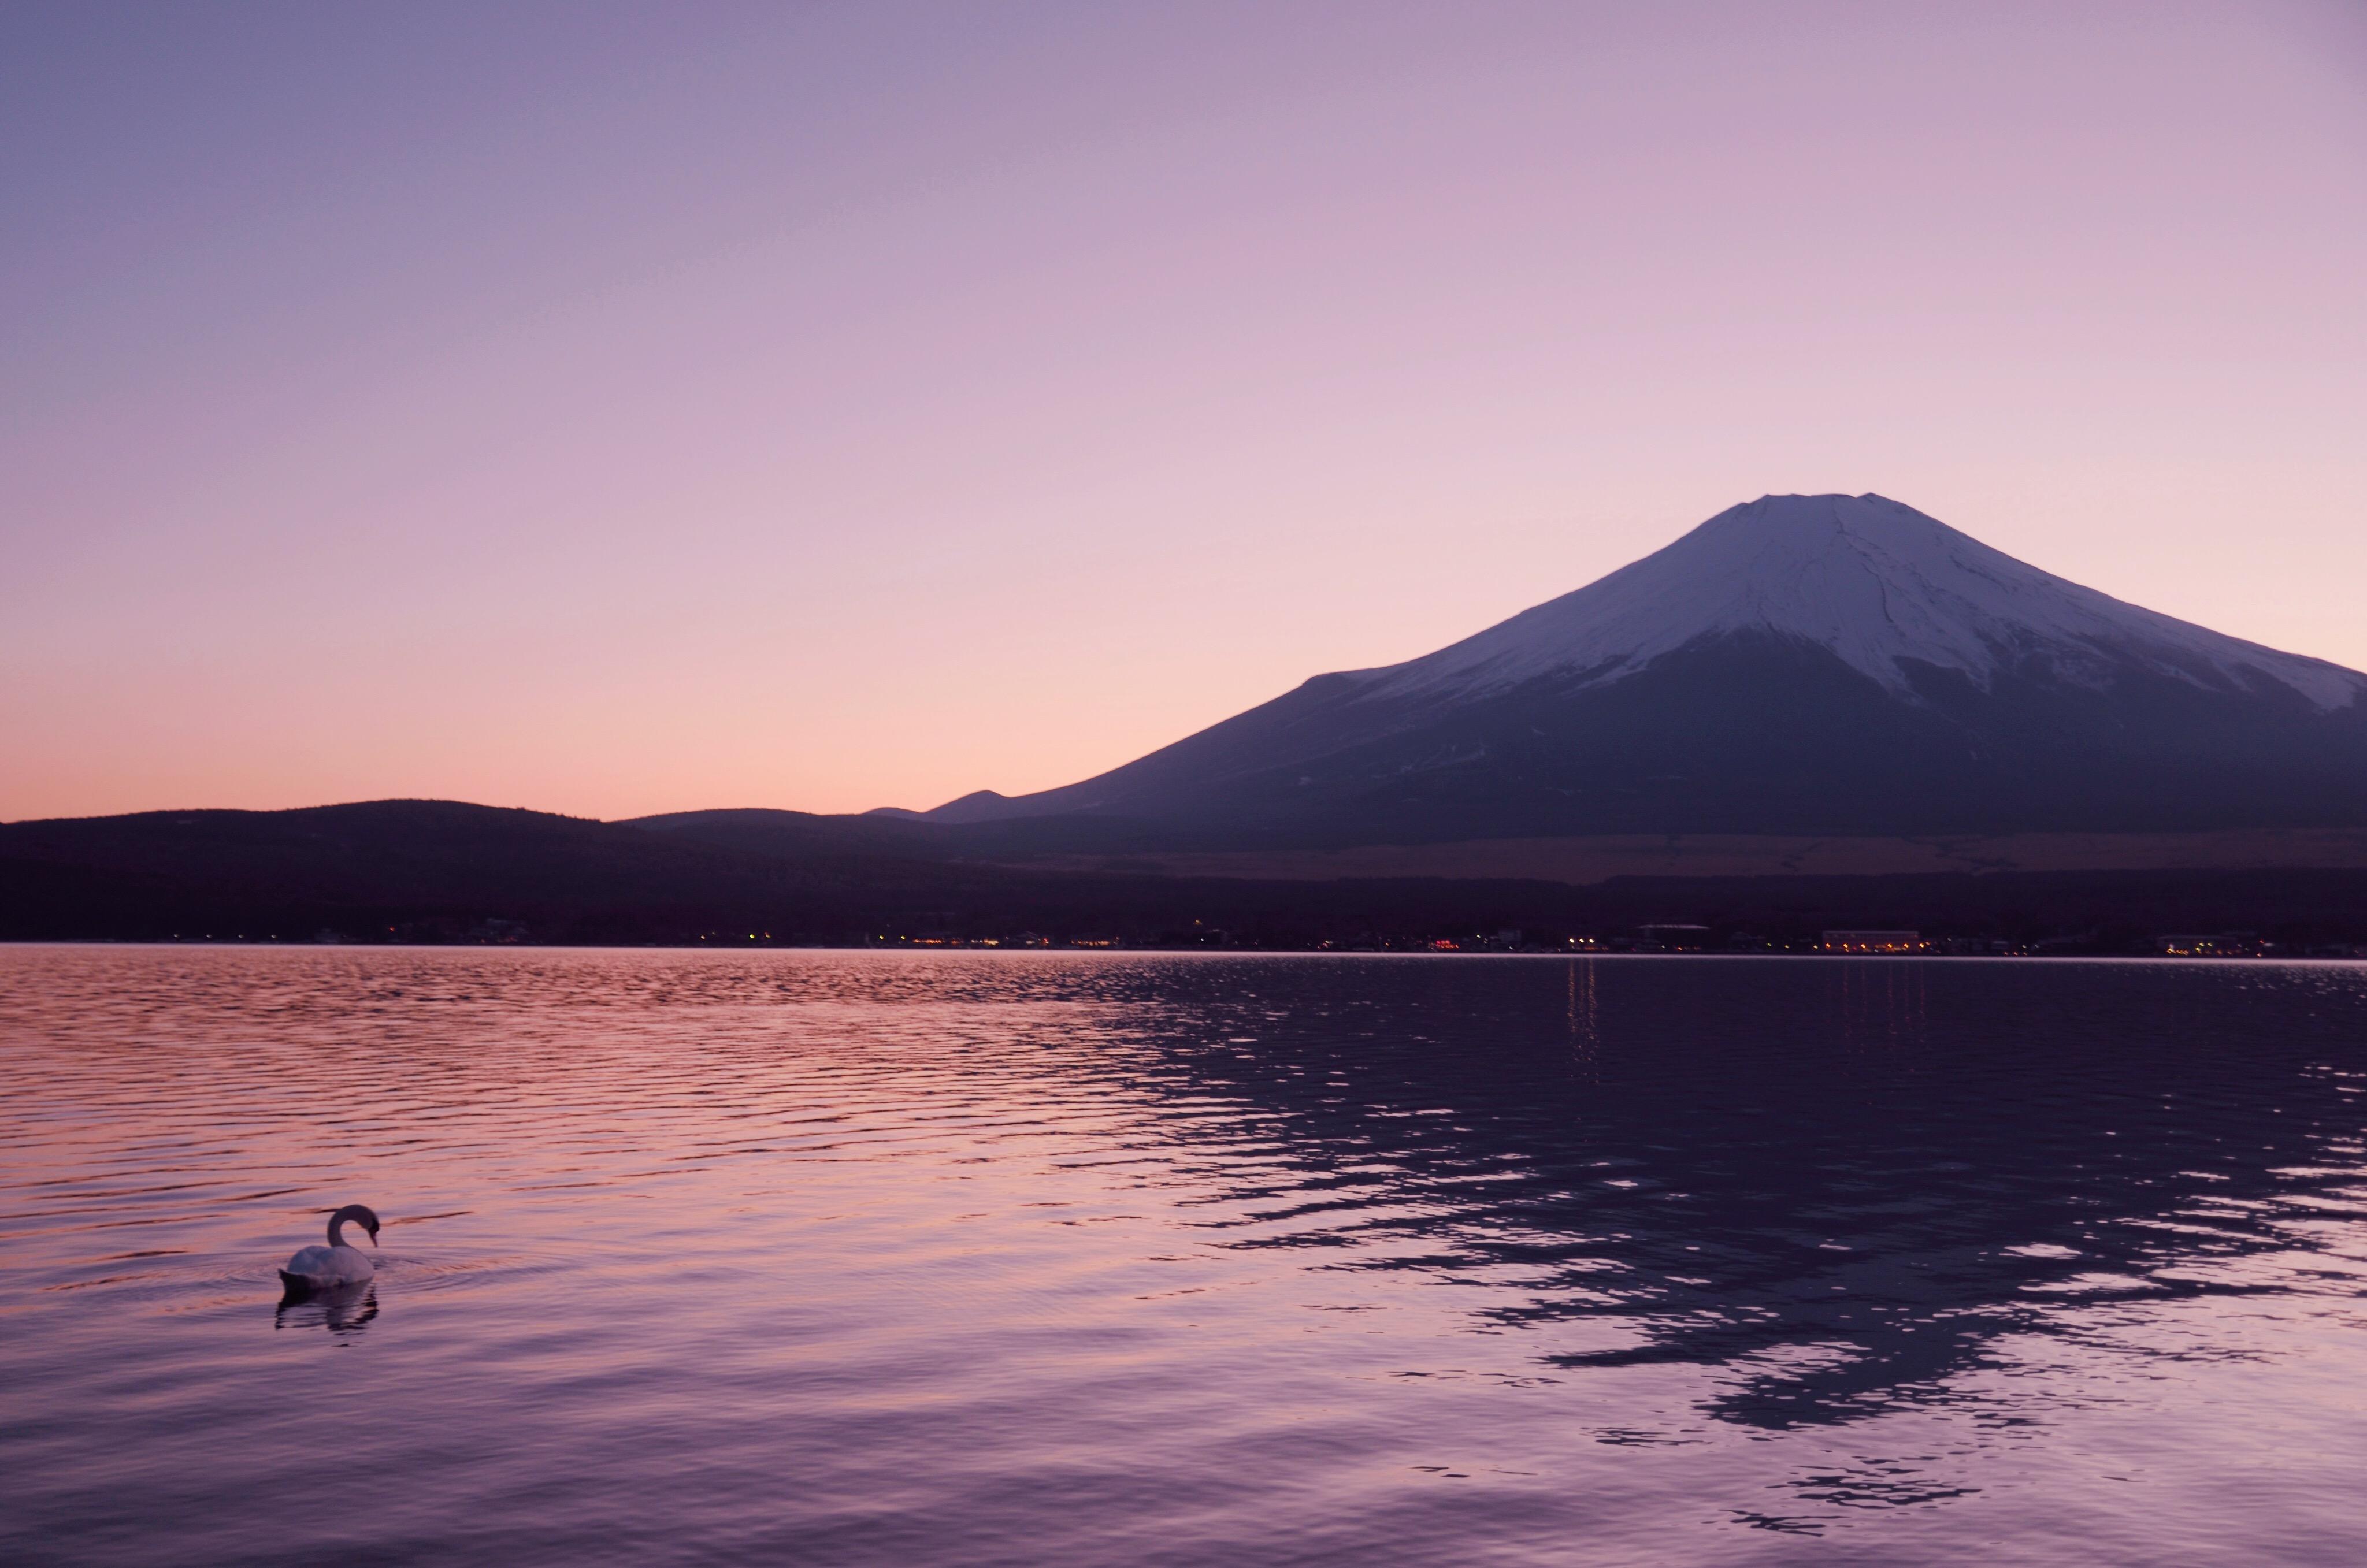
[
  {"xmin": 13, "ymin": 495, "xmax": 2363, "ymax": 946},
  {"xmin": 908, "ymin": 495, "xmax": 2367, "ymax": 847}
]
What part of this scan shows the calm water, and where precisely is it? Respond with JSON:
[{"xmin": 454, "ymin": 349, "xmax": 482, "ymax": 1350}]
[{"xmin": 5, "ymin": 949, "xmax": 2367, "ymax": 1566}]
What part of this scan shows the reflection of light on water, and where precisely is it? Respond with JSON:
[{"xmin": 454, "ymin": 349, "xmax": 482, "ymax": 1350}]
[
  {"xmin": 1830, "ymin": 956, "xmax": 1931, "ymax": 1051},
  {"xmin": 1567, "ymin": 959, "xmax": 1600, "ymax": 1059}
]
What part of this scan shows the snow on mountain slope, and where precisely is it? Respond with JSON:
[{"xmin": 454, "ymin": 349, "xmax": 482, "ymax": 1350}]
[{"xmin": 1349, "ymin": 493, "xmax": 2364, "ymax": 711}]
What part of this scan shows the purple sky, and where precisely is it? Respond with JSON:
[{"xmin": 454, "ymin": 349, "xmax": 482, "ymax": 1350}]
[{"xmin": 6, "ymin": 2, "xmax": 2364, "ymax": 822}]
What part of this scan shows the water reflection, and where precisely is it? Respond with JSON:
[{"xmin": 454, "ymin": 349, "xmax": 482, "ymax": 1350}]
[
  {"xmin": 274, "ymin": 1281, "xmax": 378, "ymax": 1334},
  {"xmin": 1135, "ymin": 957, "xmax": 2367, "ymax": 1432}
]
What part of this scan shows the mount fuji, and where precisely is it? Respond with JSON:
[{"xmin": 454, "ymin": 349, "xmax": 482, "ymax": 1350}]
[{"xmin": 905, "ymin": 495, "xmax": 2367, "ymax": 850}]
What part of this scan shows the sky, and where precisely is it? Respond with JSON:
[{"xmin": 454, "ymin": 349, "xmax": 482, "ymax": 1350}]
[{"xmin": 5, "ymin": 1, "xmax": 2364, "ymax": 823}]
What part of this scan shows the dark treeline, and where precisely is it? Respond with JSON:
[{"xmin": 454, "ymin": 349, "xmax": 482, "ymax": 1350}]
[{"xmin": 5, "ymin": 800, "xmax": 2364, "ymax": 953}]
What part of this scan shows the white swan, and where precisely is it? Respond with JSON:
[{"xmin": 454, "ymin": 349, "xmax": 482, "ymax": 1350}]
[{"xmin": 279, "ymin": 1203, "xmax": 381, "ymax": 1291}]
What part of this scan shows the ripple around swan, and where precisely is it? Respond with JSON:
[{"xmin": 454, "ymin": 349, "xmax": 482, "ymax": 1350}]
[{"xmin": 2, "ymin": 948, "xmax": 2366, "ymax": 1566}]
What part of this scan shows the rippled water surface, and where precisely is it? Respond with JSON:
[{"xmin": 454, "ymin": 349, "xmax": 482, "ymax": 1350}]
[{"xmin": 6, "ymin": 948, "xmax": 2367, "ymax": 1565}]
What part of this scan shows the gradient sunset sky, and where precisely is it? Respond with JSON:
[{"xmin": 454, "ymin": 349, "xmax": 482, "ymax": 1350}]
[{"xmin": 7, "ymin": 2, "xmax": 2364, "ymax": 823}]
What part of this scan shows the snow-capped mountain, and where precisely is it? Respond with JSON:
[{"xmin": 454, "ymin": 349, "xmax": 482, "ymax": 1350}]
[
  {"xmin": 1361, "ymin": 494, "xmax": 2362, "ymax": 710},
  {"xmin": 918, "ymin": 495, "xmax": 2367, "ymax": 846}
]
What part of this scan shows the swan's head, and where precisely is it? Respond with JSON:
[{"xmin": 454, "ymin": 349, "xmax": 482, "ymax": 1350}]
[{"xmin": 327, "ymin": 1203, "xmax": 383, "ymax": 1249}]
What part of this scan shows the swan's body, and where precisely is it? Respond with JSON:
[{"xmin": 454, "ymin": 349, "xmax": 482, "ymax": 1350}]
[
  {"xmin": 279, "ymin": 1203, "xmax": 380, "ymax": 1291},
  {"xmin": 279, "ymin": 1243, "xmax": 372, "ymax": 1288}
]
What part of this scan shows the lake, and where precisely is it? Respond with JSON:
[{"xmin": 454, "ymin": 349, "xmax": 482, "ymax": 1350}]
[{"xmin": 5, "ymin": 946, "xmax": 2366, "ymax": 1565}]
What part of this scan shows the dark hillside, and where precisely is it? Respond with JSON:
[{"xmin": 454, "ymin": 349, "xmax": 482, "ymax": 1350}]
[
  {"xmin": 5, "ymin": 800, "xmax": 2365, "ymax": 951},
  {"xmin": 0, "ymin": 801, "xmax": 990, "ymax": 943}
]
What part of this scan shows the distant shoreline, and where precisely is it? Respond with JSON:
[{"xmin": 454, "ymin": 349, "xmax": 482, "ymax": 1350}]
[
  {"xmin": 1001, "ymin": 828, "xmax": 2367, "ymax": 886},
  {"xmin": 8, "ymin": 938, "xmax": 2361, "ymax": 962},
  {"xmin": 10, "ymin": 801, "xmax": 2366, "ymax": 956}
]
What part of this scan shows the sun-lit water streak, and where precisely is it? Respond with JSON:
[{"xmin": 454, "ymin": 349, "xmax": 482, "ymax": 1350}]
[{"xmin": 4, "ymin": 948, "xmax": 2366, "ymax": 1565}]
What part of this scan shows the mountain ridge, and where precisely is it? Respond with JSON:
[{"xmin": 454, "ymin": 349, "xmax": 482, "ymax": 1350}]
[
  {"xmin": 901, "ymin": 495, "xmax": 2367, "ymax": 845},
  {"xmin": 13, "ymin": 797, "xmax": 2367, "ymax": 948}
]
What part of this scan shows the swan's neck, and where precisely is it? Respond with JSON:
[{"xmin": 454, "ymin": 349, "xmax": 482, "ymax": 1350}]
[{"xmin": 324, "ymin": 1203, "xmax": 375, "ymax": 1250}]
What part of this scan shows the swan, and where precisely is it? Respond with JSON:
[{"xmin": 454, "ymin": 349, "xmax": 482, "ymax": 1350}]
[{"xmin": 279, "ymin": 1203, "xmax": 381, "ymax": 1291}]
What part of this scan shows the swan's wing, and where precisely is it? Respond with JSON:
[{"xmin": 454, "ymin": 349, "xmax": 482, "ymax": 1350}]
[{"xmin": 285, "ymin": 1244, "xmax": 335, "ymax": 1273}]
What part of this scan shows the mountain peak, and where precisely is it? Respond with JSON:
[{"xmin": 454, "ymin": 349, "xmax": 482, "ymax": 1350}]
[
  {"xmin": 1352, "ymin": 495, "xmax": 2362, "ymax": 712},
  {"xmin": 1716, "ymin": 491, "xmax": 1946, "ymax": 543},
  {"xmin": 1734, "ymin": 490, "xmax": 1899, "ymax": 518}
]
